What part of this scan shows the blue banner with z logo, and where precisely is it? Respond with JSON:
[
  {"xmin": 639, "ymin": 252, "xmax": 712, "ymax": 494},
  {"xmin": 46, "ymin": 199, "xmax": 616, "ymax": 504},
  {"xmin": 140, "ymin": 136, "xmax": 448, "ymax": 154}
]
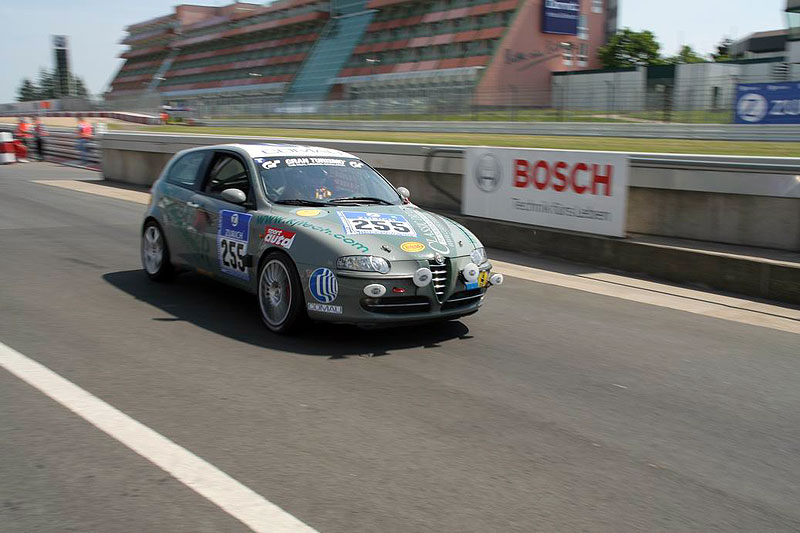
[{"xmin": 734, "ymin": 82, "xmax": 800, "ymax": 125}]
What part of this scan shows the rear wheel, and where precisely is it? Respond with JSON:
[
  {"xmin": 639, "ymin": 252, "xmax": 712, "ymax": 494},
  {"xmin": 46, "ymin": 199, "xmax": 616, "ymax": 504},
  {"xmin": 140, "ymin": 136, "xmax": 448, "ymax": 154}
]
[
  {"xmin": 258, "ymin": 252, "xmax": 306, "ymax": 334},
  {"xmin": 141, "ymin": 221, "xmax": 174, "ymax": 281}
]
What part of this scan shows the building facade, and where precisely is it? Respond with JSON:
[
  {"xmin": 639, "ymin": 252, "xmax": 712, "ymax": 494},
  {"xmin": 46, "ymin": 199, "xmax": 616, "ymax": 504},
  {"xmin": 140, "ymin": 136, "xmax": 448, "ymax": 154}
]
[{"xmin": 107, "ymin": 0, "xmax": 616, "ymax": 106}]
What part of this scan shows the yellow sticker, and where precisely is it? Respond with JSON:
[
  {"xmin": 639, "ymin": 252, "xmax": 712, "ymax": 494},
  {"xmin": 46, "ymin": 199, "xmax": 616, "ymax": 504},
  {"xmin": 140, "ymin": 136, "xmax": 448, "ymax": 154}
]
[
  {"xmin": 296, "ymin": 209, "xmax": 322, "ymax": 217},
  {"xmin": 478, "ymin": 271, "xmax": 490, "ymax": 288},
  {"xmin": 401, "ymin": 241, "xmax": 426, "ymax": 253}
]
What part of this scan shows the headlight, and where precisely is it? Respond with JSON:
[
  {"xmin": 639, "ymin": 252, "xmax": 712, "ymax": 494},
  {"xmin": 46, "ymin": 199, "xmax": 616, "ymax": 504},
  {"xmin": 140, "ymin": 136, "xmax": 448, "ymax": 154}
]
[
  {"xmin": 470, "ymin": 247, "xmax": 488, "ymax": 266},
  {"xmin": 336, "ymin": 255, "xmax": 390, "ymax": 274}
]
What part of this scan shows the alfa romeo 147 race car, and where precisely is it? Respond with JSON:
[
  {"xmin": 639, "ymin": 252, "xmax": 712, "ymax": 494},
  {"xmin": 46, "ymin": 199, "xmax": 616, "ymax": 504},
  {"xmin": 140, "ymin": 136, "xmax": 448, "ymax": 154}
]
[{"xmin": 141, "ymin": 143, "xmax": 503, "ymax": 333}]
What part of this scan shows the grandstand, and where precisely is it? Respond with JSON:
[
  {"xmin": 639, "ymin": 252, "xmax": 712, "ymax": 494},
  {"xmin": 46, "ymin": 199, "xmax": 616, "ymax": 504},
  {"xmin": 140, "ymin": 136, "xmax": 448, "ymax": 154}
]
[{"xmin": 107, "ymin": 0, "xmax": 616, "ymax": 107}]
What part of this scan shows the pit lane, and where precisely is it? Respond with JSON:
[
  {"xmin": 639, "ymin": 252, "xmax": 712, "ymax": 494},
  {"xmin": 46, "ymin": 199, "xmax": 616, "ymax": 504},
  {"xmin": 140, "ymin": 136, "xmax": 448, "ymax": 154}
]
[{"xmin": 2, "ymin": 163, "xmax": 800, "ymax": 532}]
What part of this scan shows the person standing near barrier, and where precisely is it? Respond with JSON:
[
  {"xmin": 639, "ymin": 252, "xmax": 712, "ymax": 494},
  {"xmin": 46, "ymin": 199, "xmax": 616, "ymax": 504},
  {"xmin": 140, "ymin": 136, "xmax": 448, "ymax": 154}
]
[
  {"xmin": 14, "ymin": 117, "xmax": 32, "ymax": 163},
  {"xmin": 76, "ymin": 116, "xmax": 93, "ymax": 166},
  {"xmin": 33, "ymin": 117, "xmax": 47, "ymax": 161}
]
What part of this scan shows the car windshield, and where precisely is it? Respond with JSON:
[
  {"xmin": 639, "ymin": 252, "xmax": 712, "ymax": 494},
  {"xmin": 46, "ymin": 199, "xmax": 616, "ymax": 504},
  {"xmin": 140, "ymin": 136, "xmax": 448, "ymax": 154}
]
[{"xmin": 254, "ymin": 156, "xmax": 401, "ymax": 205}]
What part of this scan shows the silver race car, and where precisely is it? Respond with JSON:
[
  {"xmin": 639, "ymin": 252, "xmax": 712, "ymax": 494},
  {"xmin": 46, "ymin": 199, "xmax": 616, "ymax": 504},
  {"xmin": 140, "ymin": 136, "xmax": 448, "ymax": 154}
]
[{"xmin": 141, "ymin": 143, "xmax": 503, "ymax": 333}]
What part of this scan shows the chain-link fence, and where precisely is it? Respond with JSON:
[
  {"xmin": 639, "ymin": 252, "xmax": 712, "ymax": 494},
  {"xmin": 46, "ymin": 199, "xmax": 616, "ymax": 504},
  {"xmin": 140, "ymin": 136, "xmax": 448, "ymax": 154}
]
[{"xmin": 101, "ymin": 67, "xmax": 799, "ymax": 124}]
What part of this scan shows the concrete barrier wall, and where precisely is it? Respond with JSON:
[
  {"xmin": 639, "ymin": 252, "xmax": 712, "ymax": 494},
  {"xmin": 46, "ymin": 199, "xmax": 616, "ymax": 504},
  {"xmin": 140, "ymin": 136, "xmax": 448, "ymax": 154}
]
[{"xmin": 101, "ymin": 132, "xmax": 800, "ymax": 252}]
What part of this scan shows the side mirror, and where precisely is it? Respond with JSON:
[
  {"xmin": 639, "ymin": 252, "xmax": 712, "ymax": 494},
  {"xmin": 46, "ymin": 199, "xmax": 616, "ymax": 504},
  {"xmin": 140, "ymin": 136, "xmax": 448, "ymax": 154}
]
[
  {"xmin": 397, "ymin": 187, "xmax": 411, "ymax": 202},
  {"xmin": 221, "ymin": 188, "xmax": 247, "ymax": 205}
]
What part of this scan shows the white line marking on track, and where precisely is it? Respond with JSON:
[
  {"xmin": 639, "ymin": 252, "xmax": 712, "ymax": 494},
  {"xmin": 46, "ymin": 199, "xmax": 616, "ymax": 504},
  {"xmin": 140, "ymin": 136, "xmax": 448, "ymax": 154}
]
[{"xmin": 0, "ymin": 341, "xmax": 318, "ymax": 533}]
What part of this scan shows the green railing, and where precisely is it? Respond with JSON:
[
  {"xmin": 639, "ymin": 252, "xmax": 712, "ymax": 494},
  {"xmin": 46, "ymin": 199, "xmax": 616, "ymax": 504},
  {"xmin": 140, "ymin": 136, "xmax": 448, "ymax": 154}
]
[{"xmin": 284, "ymin": 4, "xmax": 375, "ymax": 102}]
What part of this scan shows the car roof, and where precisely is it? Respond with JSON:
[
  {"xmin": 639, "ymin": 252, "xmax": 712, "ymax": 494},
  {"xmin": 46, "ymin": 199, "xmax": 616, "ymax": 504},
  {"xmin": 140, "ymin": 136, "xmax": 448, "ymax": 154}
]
[{"xmin": 217, "ymin": 143, "xmax": 358, "ymax": 159}]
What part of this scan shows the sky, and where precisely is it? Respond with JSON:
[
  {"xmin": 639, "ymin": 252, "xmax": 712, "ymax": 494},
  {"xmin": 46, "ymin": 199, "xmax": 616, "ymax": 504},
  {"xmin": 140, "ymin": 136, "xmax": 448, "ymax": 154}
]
[{"xmin": 0, "ymin": 0, "xmax": 790, "ymax": 103}]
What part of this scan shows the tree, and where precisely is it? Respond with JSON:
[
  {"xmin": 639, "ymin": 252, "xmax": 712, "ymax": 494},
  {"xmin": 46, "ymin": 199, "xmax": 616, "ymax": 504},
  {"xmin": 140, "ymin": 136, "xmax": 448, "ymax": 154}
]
[
  {"xmin": 71, "ymin": 74, "xmax": 89, "ymax": 98},
  {"xmin": 16, "ymin": 78, "xmax": 38, "ymax": 101},
  {"xmin": 12, "ymin": 68, "xmax": 91, "ymax": 101},
  {"xmin": 36, "ymin": 68, "xmax": 58, "ymax": 99},
  {"xmin": 711, "ymin": 38, "xmax": 734, "ymax": 62},
  {"xmin": 665, "ymin": 45, "xmax": 705, "ymax": 65},
  {"xmin": 598, "ymin": 28, "xmax": 663, "ymax": 68}
]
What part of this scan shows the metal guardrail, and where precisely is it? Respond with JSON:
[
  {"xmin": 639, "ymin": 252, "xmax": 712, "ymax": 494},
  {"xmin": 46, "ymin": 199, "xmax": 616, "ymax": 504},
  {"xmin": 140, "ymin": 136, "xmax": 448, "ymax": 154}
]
[
  {"xmin": 201, "ymin": 119, "xmax": 800, "ymax": 143},
  {"xmin": 0, "ymin": 124, "xmax": 101, "ymax": 165},
  {"xmin": 630, "ymin": 157, "xmax": 800, "ymax": 174},
  {"xmin": 44, "ymin": 131, "xmax": 101, "ymax": 165}
]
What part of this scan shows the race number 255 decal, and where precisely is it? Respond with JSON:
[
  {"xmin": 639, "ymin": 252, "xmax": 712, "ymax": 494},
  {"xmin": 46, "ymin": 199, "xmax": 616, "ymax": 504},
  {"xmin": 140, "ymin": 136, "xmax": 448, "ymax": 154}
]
[
  {"xmin": 338, "ymin": 211, "xmax": 417, "ymax": 237},
  {"xmin": 218, "ymin": 210, "xmax": 253, "ymax": 280}
]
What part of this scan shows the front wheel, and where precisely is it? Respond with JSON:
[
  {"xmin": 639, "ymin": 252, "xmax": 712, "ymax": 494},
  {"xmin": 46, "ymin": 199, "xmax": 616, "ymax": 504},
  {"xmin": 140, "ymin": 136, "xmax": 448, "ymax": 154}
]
[
  {"xmin": 141, "ymin": 220, "xmax": 174, "ymax": 281},
  {"xmin": 258, "ymin": 252, "xmax": 307, "ymax": 334}
]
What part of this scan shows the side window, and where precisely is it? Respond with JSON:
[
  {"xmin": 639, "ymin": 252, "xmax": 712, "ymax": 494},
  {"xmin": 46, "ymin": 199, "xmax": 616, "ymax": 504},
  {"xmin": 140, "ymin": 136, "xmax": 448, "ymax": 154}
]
[
  {"xmin": 204, "ymin": 154, "xmax": 251, "ymax": 199},
  {"xmin": 166, "ymin": 152, "xmax": 207, "ymax": 188}
]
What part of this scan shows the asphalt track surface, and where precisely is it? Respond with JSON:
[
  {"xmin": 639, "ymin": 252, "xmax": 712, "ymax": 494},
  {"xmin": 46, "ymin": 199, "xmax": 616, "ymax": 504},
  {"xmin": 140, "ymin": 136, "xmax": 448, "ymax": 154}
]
[{"xmin": 2, "ymin": 163, "xmax": 800, "ymax": 532}]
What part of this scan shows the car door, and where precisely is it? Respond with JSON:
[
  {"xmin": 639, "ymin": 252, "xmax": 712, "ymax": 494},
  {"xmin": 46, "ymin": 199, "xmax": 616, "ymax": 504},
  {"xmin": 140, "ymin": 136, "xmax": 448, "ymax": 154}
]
[
  {"xmin": 157, "ymin": 150, "xmax": 211, "ymax": 267},
  {"xmin": 192, "ymin": 151, "xmax": 257, "ymax": 285}
]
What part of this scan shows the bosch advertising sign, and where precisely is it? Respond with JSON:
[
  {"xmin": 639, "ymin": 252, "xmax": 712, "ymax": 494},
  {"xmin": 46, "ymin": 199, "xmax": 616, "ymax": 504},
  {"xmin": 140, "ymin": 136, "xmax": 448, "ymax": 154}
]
[
  {"xmin": 735, "ymin": 82, "xmax": 800, "ymax": 125},
  {"xmin": 464, "ymin": 148, "xmax": 630, "ymax": 237},
  {"xmin": 542, "ymin": 0, "xmax": 580, "ymax": 35}
]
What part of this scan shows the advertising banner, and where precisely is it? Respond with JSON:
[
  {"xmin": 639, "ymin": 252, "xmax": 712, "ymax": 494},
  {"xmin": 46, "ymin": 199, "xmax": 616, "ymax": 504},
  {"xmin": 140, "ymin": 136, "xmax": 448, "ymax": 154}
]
[
  {"xmin": 463, "ymin": 148, "xmax": 629, "ymax": 237},
  {"xmin": 734, "ymin": 81, "xmax": 800, "ymax": 125},
  {"xmin": 542, "ymin": 0, "xmax": 580, "ymax": 35}
]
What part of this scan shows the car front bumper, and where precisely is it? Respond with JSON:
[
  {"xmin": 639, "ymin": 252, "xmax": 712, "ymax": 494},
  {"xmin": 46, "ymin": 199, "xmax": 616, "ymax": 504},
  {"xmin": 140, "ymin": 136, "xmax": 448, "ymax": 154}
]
[{"xmin": 299, "ymin": 258, "xmax": 495, "ymax": 326}]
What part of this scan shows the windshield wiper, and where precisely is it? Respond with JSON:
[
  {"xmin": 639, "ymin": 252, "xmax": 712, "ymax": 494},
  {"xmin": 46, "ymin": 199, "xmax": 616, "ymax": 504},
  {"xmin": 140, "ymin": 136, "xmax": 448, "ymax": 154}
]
[
  {"xmin": 274, "ymin": 199, "xmax": 329, "ymax": 206},
  {"xmin": 328, "ymin": 196, "xmax": 394, "ymax": 205}
]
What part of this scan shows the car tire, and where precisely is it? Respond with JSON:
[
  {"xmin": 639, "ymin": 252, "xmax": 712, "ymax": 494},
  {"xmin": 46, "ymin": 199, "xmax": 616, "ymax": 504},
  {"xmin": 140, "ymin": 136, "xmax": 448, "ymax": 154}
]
[
  {"xmin": 141, "ymin": 220, "xmax": 174, "ymax": 281},
  {"xmin": 258, "ymin": 252, "xmax": 307, "ymax": 334}
]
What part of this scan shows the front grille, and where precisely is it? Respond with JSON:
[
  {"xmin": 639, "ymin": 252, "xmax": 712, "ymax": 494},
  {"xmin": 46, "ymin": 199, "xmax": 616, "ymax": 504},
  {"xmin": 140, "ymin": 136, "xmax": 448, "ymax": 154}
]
[
  {"xmin": 428, "ymin": 260, "xmax": 448, "ymax": 302},
  {"xmin": 441, "ymin": 289, "xmax": 485, "ymax": 311},
  {"xmin": 361, "ymin": 296, "xmax": 431, "ymax": 315}
]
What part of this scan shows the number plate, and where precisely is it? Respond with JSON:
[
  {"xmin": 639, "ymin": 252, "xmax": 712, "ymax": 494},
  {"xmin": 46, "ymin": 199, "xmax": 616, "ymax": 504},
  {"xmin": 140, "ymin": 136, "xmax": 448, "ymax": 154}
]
[
  {"xmin": 338, "ymin": 211, "xmax": 417, "ymax": 237},
  {"xmin": 466, "ymin": 271, "xmax": 491, "ymax": 291},
  {"xmin": 217, "ymin": 210, "xmax": 253, "ymax": 280}
]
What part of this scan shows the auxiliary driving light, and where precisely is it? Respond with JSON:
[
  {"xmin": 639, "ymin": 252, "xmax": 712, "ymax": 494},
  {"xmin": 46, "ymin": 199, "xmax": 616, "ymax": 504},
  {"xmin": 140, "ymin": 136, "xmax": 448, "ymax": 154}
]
[
  {"xmin": 462, "ymin": 263, "xmax": 480, "ymax": 283},
  {"xmin": 490, "ymin": 273, "xmax": 504, "ymax": 286},
  {"xmin": 413, "ymin": 267, "xmax": 433, "ymax": 287},
  {"xmin": 364, "ymin": 284, "xmax": 387, "ymax": 297}
]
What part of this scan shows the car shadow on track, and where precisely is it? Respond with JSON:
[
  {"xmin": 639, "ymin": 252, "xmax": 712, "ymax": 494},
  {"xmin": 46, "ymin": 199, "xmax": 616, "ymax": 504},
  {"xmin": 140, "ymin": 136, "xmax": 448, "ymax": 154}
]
[{"xmin": 103, "ymin": 270, "xmax": 472, "ymax": 359}]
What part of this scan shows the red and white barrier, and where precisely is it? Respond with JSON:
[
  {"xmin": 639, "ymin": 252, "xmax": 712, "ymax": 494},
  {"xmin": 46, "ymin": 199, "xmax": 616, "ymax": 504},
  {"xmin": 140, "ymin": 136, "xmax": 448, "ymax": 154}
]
[{"xmin": 0, "ymin": 132, "xmax": 15, "ymax": 164}]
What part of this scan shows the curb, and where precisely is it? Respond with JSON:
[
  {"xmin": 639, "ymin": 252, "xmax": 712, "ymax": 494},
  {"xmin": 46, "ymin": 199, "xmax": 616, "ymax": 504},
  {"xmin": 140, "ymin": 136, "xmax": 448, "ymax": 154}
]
[{"xmin": 447, "ymin": 213, "xmax": 800, "ymax": 306}]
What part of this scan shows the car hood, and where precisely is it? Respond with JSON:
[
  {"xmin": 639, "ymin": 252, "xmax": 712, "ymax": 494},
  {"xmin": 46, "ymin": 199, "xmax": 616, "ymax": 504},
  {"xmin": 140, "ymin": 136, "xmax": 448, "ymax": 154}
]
[{"xmin": 258, "ymin": 204, "xmax": 480, "ymax": 261}]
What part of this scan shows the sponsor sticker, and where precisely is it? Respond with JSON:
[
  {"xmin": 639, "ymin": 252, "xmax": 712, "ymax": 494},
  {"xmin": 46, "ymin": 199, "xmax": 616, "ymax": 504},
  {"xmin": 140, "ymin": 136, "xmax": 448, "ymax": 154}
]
[
  {"xmin": 296, "ymin": 209, "xmax": 322, "ymax": 217},
  {"xmin": 403, "ymin": 208, "xmax": 454, "ymax": 255},
  {"xmin": 217, "ymin": 210, "xmax": 253, "ymax": 280},
  {"xmin": 307, "ymin": 302, "xmax": 343, "ymax": 315},
  {"xmin": 260, "ymin": 226, "xmax": 296, "ymax": 249},
  {"xmin": 466, "ymin": 272, "xmax": 490, "ymax": 291},
  {"xmin": 256, "ymin": 147, "xmax": 349, "ymax": 157},
  {"xmin": 309, "ymin": 268, "xmax": 338, "ymax": 303},
  {"xmin": 401, "ymin": 241, "xmax": 426, "ymax": 253},
  {"xmin": 254, "ymin": 158, "xmax": 281, "ymax": 170},
  {"xmin": 338, "ymin": 211, "xmax": 416, "ymax": 237},
  {"xmin": 253, "ymin": 214, "xmax": 369, "ymax": 253}
]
